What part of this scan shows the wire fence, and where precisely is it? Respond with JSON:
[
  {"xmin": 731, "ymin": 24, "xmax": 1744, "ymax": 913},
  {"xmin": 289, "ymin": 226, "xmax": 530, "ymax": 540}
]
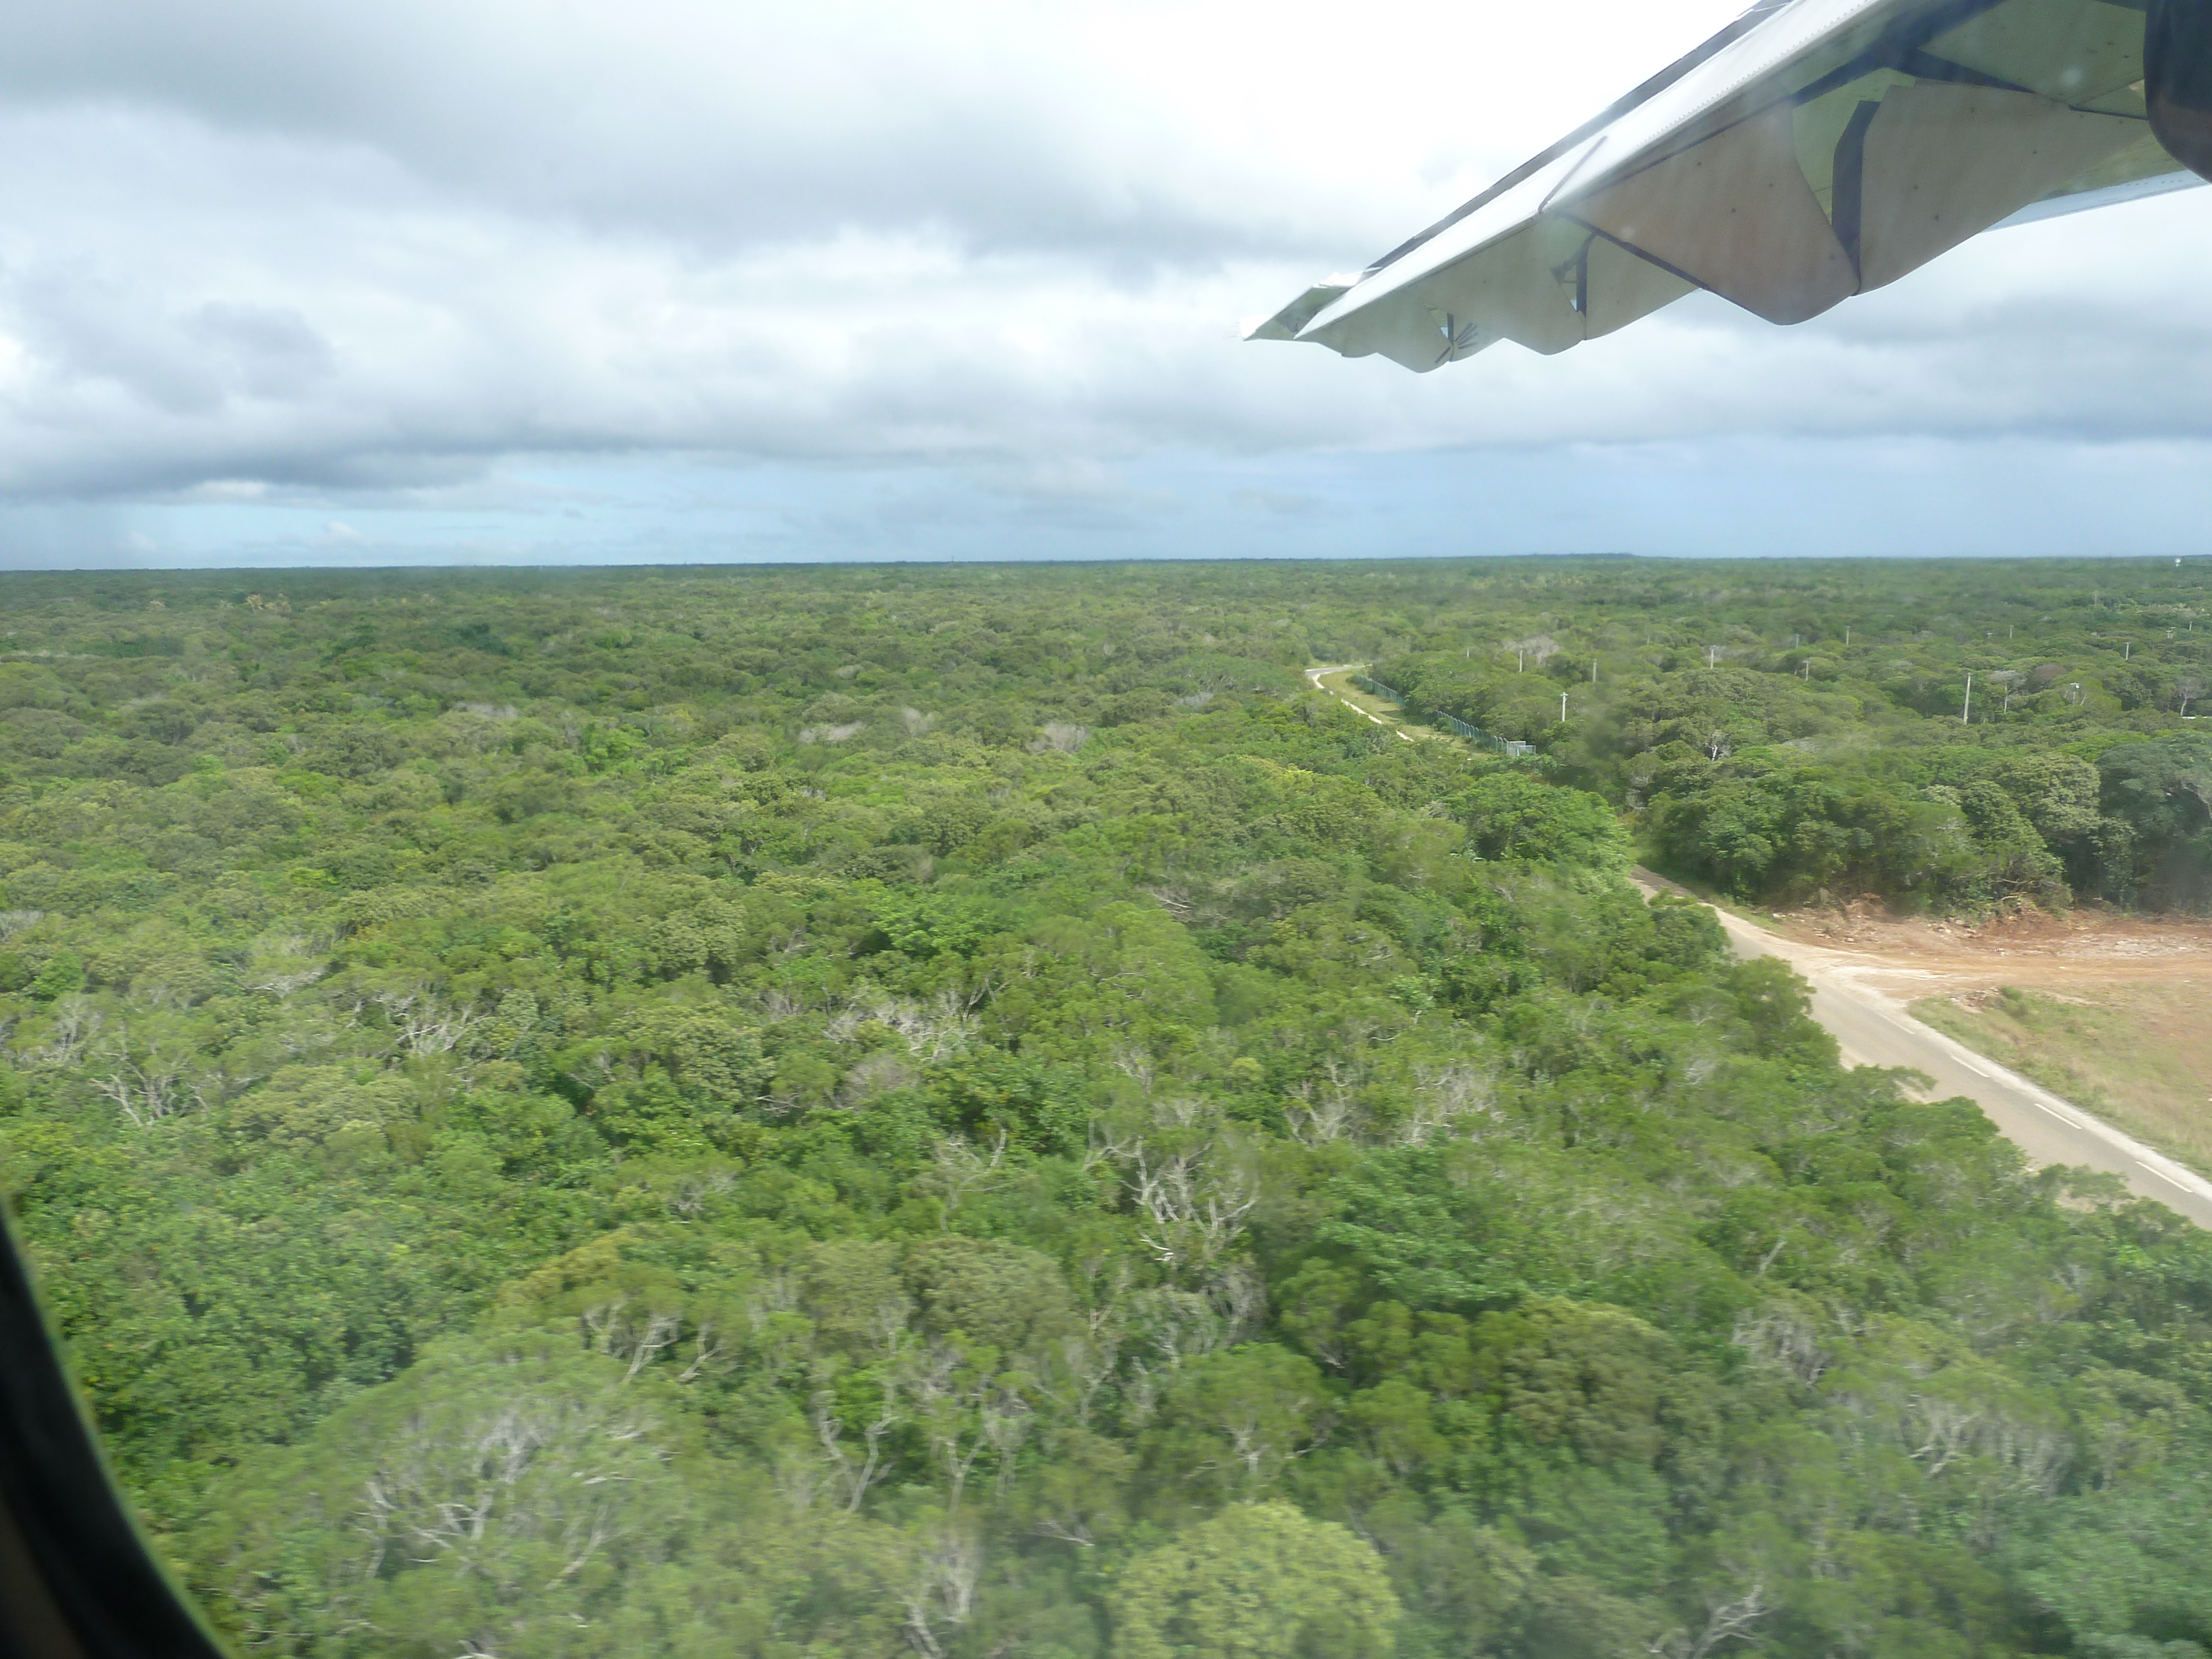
[{"xmin": 1354, "ymin": 676, "xmax": 1535, "ymax": 757}]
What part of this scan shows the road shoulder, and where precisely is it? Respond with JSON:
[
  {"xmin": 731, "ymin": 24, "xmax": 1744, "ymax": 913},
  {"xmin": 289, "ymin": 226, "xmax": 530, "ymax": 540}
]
[{"xmin": 1631, "ymin": 867, "xmax": 2212, "ymax": 1228}]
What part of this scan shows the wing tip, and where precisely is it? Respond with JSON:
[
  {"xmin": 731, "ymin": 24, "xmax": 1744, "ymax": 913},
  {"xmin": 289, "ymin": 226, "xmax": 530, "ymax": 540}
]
[{"xmin": 1241, "ymin": 276, "xmax": 1361, "ymax": 344}]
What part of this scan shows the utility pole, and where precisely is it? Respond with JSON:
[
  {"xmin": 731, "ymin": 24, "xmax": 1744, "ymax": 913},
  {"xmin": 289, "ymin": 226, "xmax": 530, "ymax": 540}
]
[
  {"xmin": 1845, "ymin": 626, "xmax": 1851, "ymax": 645},
  {"xmin": 1559, "ymin": 691, "xmax": 1569, "ymax": 724},
  {"xmin": 1590, "ymin": 659, "xmax": 1597, "ymax": 685},
  {"xmin": 1961, "ymin": 672, "xmax": 1972, "ymax": 724}
]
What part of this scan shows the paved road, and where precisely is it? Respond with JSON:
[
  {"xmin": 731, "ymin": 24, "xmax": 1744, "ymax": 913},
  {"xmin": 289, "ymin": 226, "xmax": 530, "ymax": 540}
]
[{"xmin": 1633, "ymin": 869, "xmax": 2212, "ymax": 1227}]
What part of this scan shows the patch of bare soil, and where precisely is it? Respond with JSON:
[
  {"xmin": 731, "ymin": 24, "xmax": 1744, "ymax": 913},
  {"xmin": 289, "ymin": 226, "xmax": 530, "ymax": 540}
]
[
  {"xmin": 1744, "ymin": 896, "xmax": 2212, "ymax": 1167},
  {"xmin": 1764, "ymin": 897, "xmax": 2212, "ymax": 997}
]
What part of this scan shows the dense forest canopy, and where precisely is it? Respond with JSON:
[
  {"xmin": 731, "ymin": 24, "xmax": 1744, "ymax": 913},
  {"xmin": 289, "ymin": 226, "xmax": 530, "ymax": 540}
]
[
  {"xmin": 1362, "ymin": 558, "xmax": 2211, "ymax": 912},
  {"xmin": 0, "ymin": 557, "xmax": 2209, "ymax": 1659}
]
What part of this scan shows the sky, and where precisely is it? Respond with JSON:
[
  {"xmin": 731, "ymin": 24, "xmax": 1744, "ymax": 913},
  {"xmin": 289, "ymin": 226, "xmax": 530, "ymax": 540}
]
[{"xmin": 3, "ymin": 0, "xmax": 2211, "ymax": 570}]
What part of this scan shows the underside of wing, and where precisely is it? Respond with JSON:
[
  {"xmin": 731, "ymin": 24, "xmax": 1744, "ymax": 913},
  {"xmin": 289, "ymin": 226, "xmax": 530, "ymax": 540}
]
[{"xmin": 1250, "ymin": 0, "xmax": 2210, "ymax": 373}]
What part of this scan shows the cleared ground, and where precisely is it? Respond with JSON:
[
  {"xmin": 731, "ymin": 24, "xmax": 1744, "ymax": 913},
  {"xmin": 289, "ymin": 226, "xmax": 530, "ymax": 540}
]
[
  {"xmin": 1310, "ymin": 661, "xmax": 2212, "ymax": 1212},
  {"xmin": 1634, "ymin": 873, "xmax": 2212, "ymax": 1225},
  {"xmin": 1765, "ymin": 901, "xmax": 2212, "ymax": 1173}
]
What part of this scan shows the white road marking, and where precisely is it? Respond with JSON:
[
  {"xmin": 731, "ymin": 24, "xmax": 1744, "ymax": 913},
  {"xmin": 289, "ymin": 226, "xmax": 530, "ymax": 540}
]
[{"xmin": 1307, "ymin": 664, "xmax": 1416, "ymax": 742}]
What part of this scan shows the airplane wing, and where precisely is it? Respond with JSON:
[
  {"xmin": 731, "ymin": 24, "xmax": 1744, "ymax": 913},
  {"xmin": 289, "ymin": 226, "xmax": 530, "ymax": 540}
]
[{"xmin": 1246, "ymin": 0, "xmax": 2212, "ymax": 372}]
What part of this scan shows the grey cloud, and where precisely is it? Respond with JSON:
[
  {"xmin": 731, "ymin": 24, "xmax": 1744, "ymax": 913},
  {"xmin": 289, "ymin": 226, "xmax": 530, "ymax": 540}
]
[
  {"xmin": 14, "ymin": 263, "xmax": 232, "ymax": 415},
  {"xmin": 0, "ymin": 1, "xmax": 2207, "ymax": 523},
  {"xmin": 0, "ymin": 0, "xmax": 1372, "ymax": 264},
  {"xmin": 15, "ymin": 289, "xmax": 337, "ymax": 420},
  {"xmin": 182, "ymin": 303, "xmax": 337, "ymax": 398}
]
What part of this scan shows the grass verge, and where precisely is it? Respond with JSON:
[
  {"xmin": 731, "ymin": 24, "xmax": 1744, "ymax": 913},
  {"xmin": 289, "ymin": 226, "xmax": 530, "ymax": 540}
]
[
  {"xmin": 1912, "ymin": 983, "xmax": 2212, "ymax": 1174},
  {"xmin": 1312, "ymin": 669, "xmax": 1447, "ymax": 740}
]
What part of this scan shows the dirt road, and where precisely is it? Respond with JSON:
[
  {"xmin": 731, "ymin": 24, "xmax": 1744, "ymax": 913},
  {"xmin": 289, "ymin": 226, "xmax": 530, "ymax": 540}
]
[
  {"xmin": 1770, "ymin": 899, "xmax": 2212, "ymax": 997},
  {"xmin": 1634, "ymin": 870, "xmax": 2212, "ymax": 1228},
  {"xmin": 1305, "ymin": 664, "xmax": 1415, "ymax": 741}
]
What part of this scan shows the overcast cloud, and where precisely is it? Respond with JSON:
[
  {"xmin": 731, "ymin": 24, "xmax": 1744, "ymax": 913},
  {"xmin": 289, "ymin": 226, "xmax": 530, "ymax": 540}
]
[{"xmin": 3, "ymin": 0, "xmax": 2210, "ymax": 567}]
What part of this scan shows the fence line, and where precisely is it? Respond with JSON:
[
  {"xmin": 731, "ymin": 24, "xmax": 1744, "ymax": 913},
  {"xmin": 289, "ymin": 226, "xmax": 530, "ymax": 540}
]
[{"xmin": 1354, "ymin": 676, "xmax": 1535, "ymax": 757}]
